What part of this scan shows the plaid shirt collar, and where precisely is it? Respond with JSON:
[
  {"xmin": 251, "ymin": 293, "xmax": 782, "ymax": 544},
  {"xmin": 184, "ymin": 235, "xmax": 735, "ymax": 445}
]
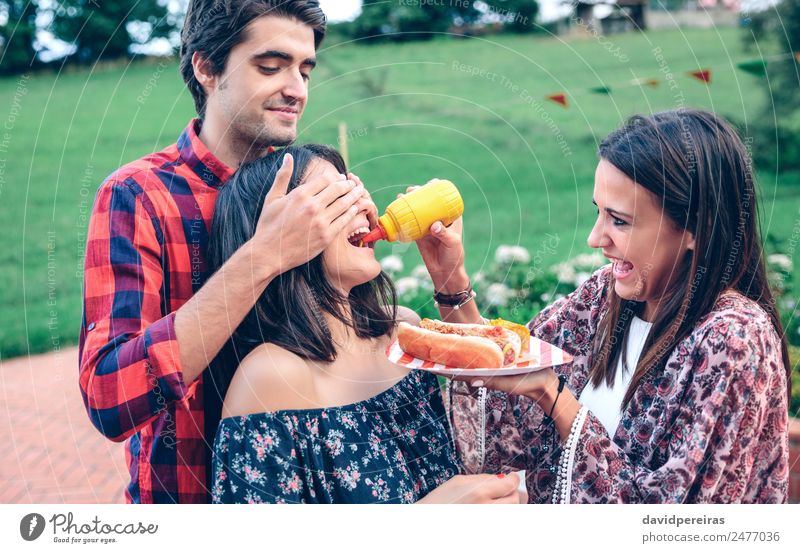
[{"xmin": 176, "ymin": 118, "xmax": 235, "ymax": 188}]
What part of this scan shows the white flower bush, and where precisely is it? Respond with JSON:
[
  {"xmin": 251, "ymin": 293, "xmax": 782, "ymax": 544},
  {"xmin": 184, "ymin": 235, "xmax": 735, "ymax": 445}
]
[
  {"xmin": 571, "ymin": 252, "xmax": 606, "ymax": 268},
  {"xmin": 411, "ymin": 265, "xmax": 434, "ymax": 290},
  {"xmin": 551, "ymin": 251, "xmax": 606, "ymax": 287},
  {"xmin": 495, "ymin": 245, "xmax": 531, "ymax": 265},
  {"xmin": 766, "ymin": 253, "xmax": 793, "ymax": 298},
  {"xmin": 394, "ymin": 277, "xmax": 420, "ymax": 297},
  {"xmin": 551, "ymin": 261, "xmax": 576, "ymax": 284},
  {"xmin": 768, "ymin": 253, "xmax": 793, "ymax": 273},
  {"xmin": 485, "ymin": 282, "xmax": 512, "ymax": 307},
  {"xmin": 380, "ymin": 255, "xmax": 404, "ymax": 274}
]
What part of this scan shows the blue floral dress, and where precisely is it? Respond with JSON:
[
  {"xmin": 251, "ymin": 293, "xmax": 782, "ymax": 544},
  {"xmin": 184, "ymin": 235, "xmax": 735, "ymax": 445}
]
[{"xmin": 212, "ymin": 369, "xmax": 460, "ymax": 503}]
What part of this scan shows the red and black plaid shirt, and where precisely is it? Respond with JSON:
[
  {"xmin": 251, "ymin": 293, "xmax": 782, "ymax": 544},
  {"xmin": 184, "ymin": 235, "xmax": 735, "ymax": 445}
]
[{"xmin": 79, "ymin": 119, "xmax": 237, "ymax": 503}]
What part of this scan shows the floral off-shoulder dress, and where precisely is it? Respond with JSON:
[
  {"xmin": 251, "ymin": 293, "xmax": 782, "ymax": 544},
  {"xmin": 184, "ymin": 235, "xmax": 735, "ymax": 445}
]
[
  {"xmin": 212, "ymin": 369, "xmax": 460, "ymax": 503},
  {"xmin": 449, "ymin": 265, "xmax": 789, "ymax": 503}
]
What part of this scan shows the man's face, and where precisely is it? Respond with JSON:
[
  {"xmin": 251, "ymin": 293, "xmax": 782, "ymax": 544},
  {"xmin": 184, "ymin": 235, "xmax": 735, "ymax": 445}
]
[{"xmin": 206, "ymin": 16, "xmax": 316, "ymax": 150}]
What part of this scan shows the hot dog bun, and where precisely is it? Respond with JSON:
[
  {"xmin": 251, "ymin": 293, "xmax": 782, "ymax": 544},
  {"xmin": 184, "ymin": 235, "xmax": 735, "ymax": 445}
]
[
  {"xmin": 397, "ymin": 322, "xmax": 504, "ymax": 368},
  {"xmin": 396, "ymin": 319, "xmax": 522, "ymax": 368},
  {"xmin": 420, "ymin": 319, "xmax": 521, "ymax": 365}
]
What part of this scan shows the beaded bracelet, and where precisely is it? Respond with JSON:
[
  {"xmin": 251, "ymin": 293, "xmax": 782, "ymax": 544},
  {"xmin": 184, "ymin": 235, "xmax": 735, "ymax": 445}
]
[{"xmin": 552, "ymin": 405, "xmax": 589, "ymax": 504}]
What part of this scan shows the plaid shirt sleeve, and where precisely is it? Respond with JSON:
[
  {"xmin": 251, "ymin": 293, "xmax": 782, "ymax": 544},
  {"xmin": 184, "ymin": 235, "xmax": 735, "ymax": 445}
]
[{"xmin": 79, "ymin": 178, "xmax": 190, "ymax": 442}]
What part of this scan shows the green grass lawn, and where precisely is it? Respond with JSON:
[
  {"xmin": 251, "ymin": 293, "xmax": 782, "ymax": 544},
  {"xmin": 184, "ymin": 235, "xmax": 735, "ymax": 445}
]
[{"xmin": 1, "ymin": 26, "xmax": 798, "ymax": 358}]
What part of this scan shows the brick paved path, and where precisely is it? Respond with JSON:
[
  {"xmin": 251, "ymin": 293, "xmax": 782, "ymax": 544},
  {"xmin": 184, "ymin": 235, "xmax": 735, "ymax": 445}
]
[{"xmin": 0, "ymin": 347, "xmax": 128, "ymax": 503}]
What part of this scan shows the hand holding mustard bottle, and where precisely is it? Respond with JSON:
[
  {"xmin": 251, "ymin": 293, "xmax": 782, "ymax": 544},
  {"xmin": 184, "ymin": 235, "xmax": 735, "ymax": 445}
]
[
  {"xmin": 360, "ymin": 179, "xmax": 463, "ymax": 243},
  {"xmin": 367, "ymin": 179, "xmax": 469, "ymax": 295}
]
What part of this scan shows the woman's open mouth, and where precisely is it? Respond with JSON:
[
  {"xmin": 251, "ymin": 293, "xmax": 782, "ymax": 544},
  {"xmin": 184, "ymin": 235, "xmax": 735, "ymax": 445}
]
[
  {"xmin": 611, "ymin": 258, "xmax": 634, "ymax": 280},
  {"xmin": 346, "ymin": 227, "xmax": 374, "ymax": 250}
]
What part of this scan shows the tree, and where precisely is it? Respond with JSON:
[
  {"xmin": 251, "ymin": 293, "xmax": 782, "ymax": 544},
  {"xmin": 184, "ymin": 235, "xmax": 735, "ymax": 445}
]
[
  {"xmin": 484, "ymin": 0, "xmax": 540, "ymax": 33},
  {"xmin": 746, "ymin": 1, "xmax": 800, "ymax": 173},
  {"xmin": 347, "ymin": 1, "xmax": 542, "ymax": 42},
  {"xmin": 0, "ymin": 1, "xmax": 38, "ymax": 74},
  {"xmin": 348, "ymin": 0, "xmax": 481, "ymax": 42},
  {"xmin": 51, "ymin": 0, "xmax": 172, "ymax": 62}
]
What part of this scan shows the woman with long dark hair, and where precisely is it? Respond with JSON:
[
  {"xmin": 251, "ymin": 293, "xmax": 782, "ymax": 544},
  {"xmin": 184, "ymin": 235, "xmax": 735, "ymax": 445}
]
[
  {"xmin": 207, "ymin": 145, "xmax": 526, "ymax": 504},
  {"xmin": 414, "ymin": 109, "xmax": 790, "ymax": 503}
]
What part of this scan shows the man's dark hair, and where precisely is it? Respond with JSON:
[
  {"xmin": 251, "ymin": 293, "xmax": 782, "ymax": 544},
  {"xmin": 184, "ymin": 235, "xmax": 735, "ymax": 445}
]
[{"xmin": 180, "ymin": 1, "xmax": 327, "ymax": 118}]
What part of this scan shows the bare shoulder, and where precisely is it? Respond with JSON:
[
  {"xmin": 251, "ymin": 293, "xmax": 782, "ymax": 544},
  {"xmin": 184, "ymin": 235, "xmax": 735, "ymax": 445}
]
[
  {"xmin": 396, "ymin": 305, "xmax": 422, "ymax": 326},
  {"xmin": 382, "ymin": 306, "xmax": 422, "ymax": 344},
  {"xmin": 221, "ymin": 343, "xmax": 314, "ymax": 418}
]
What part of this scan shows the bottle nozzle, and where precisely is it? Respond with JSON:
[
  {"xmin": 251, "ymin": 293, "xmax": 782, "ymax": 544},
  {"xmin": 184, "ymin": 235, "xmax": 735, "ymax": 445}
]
[{"xmin": 360, "ymin": 225, "xmax": 387, "ymax": 244}]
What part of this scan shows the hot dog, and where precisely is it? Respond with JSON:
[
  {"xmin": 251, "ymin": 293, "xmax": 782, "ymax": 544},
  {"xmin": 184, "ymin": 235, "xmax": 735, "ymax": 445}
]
[{"xmin": 397, "ymin": 318, "xmax": 522, "ymax": 368}]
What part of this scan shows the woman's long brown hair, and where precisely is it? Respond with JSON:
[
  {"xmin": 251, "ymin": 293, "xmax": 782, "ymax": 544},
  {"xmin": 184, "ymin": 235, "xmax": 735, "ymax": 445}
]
[
  {"xmin": 591, "ymin": 109, "xmax": 790, "ymax": 409},
  {"xmin": 205, "ymin": 145, "xmax": 397, "ymax": 401}
]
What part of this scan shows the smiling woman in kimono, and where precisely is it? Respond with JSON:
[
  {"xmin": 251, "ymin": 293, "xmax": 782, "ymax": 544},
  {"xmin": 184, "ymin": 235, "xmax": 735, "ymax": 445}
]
[{"xmin": 411, "ymin": 108, "xmax": 791, "ymax": 503}]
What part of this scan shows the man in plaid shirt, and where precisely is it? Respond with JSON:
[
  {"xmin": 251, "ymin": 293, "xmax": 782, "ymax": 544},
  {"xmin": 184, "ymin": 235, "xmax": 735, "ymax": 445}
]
[{"xmin": 79, "ymin": 1, "xmax": 374, "ymax": 503}]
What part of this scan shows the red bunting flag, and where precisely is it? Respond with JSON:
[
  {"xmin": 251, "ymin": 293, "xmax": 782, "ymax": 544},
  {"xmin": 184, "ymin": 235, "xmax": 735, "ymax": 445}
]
[
  {"xmin": 688, "ymin": 69, "xmax": 712, "ymax": 84},
  {"xmin": 546, "ymin": 93, "xmax": 568, "ymax": 108}
]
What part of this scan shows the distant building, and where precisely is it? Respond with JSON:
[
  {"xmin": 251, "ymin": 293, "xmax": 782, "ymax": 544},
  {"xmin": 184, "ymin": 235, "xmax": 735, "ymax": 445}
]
[
  {"xmin": 646, "ymin": 0, "xmax": 743, "ymax": 30},
  {"xmin": 696, "ymin": 0, "xmax": 741, "ymax": 9},
  {"xmin": 572, "ymin": 1, "xmax": 648, "ymax": 34}
]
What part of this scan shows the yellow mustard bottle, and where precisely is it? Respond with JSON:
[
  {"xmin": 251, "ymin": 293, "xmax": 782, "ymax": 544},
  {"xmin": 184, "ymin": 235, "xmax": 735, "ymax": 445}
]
[{"xmin": 360, "ymin": 179, "xmax": 464, "ymax": 244}]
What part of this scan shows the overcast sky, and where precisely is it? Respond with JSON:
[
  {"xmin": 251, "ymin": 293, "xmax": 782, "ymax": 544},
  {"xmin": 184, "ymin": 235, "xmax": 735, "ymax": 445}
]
[
  {"xmin": 318, "ymin": 0, "xmax": 574, "ymax": 23},
  {"xmin": 318, "ymin": 0, "xmax": 362, "ymax": 22},
  {"xmin": 317, "ymin": 1, "xmax": 776, "ymax": 23}
]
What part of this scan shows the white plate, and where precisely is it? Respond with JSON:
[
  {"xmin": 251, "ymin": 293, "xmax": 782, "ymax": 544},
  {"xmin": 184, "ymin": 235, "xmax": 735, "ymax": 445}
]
[{"xmin": 385, "ymin": 337, "xmax": 573, "ymax": 377}]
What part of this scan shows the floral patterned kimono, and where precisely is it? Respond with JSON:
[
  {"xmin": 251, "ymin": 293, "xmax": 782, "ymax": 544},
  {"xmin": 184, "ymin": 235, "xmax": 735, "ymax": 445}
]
[{"xmin": 449, "ymin": 266, "xmax": 789, "ymax": 503}]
